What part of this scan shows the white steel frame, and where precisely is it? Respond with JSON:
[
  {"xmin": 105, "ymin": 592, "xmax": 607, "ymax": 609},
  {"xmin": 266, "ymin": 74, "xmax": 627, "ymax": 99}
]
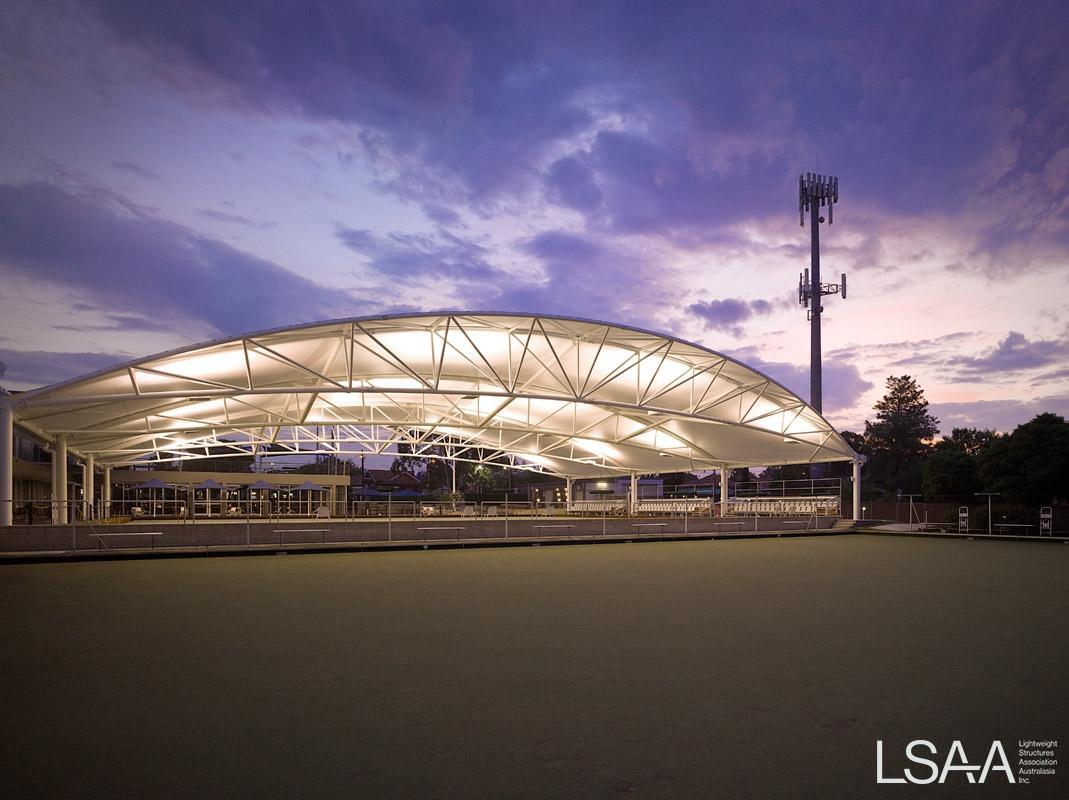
[{"xmin": 7, "ymin": 313, "xmax": 857, "ymax": 479}]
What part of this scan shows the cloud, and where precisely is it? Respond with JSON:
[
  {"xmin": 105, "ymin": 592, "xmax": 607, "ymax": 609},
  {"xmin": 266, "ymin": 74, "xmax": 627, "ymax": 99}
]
[
  {"xmin": 196, "ymin": 208, "xmax": 276, "ymax": 229},
  {"xmin": 75, "ymin": 0, "xmax": 1069, "ymax": 265},
  {"xmin": 421, "ymin": 203, "xmax": 462, "ymax": 227},
  {"xmin": 51, "ymin": 313, "xmax": 174, "ymax": 334},
  {"xmin": 333, "ymin": 222, "xmax": 671, "ymax": 328},
  {"xmin": 741, "ymin": 355, "xmax": 874, "ymax": 415},
  {"xmin": 930, "ymin": 395, "xmax": 1069, "ymax": 435},
  {"xmin": 0, "ymin": 349, "xmax": 129, "ymax": 389},
  {"xmin": 337, "ymin": 225, "xmax": 502, "ymax": 283},
  {"xmin": 543, "ymin": 156, "xmax": 602, "ymax": 212},
  {"xmin": 871, "ymin": 329, "xmax": 1069, "ymax": 381},
  {"xmin": 73, "ymin": 2, "xmax": 1065, "ymax": 211},
  {"xmin": 93, "ymin": 0, "xmax": 591, "ymax": 201},
  {"xmin": 494, "ymin": 230, "xmax": 673, "ymax": 327},
  {"xmin": 521, "ymin": 230, "xmax": 601, "ymax": 262},
  {"xmin": 948, "ymin": 331, "xmax": 1069, "ymax": 375},
  {"xmin": 688, "ymin": 297, "xmax": 776, "ymax": 336},
  {"xmin": 0, "ymin": 181, "xmax": 354, "ymax": 335},
  {"xmin": 582, "ymin": 130, "xmax": 794, "ymax": 235},
  {"xmin": 110, "ymin": 160, "xmax": 161, "ymax": 181}
]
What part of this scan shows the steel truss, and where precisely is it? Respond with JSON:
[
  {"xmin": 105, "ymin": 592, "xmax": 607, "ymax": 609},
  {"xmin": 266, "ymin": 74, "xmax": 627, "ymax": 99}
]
[{"xmin": 10, "ymin": 313, "xmax": 856, "ymax": 477}]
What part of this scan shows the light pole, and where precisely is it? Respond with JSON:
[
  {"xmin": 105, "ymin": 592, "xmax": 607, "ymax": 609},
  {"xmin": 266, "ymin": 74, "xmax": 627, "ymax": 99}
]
[{"xmin": 975, "ymin": 492, "xmax": 999, "ymax": 536}]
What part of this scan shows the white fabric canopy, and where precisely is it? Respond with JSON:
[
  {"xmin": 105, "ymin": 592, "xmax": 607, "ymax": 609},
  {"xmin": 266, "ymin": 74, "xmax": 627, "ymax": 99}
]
[{"xmin": 10, "ymin": 313, "xmax": 857, "ymax": 477}]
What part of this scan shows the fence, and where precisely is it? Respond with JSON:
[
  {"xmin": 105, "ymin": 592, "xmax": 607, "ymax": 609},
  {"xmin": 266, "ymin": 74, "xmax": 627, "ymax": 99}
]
[
  {"xmin": 0, "ymin": 497, "xmax": 845, "ymax": 554},
  {"xmin": 860, "ymin": 499, "xmax": 1067, "ymax": 534}
]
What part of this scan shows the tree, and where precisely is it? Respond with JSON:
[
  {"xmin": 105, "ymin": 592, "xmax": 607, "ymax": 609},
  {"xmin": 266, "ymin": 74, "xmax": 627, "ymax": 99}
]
[
  {"xmin": 922, "ymin": 447, "xmax": 979, "ymax": 498},
  {"xmin": 758, "ymin": 463, "xmax": 812, "ymax": 483},
  {"xmin": 392, "ymin": 442, "xmax": 470, "ymax": 490},
  {"xmin": 940, "ymin": 427, "xmax": 998, "ymax": 457},
  {"xmin": 921, "ymin": 428, "xmax": 997, "ymax": 499},
  {"xmin": 655, "ymin": 471, "xmax": 697, "ymax": 488},
  {"xmin": 863, "ymin": 375, "xmax": 939, "ymax": 495},
  {"xmin": 295, "ymin": 454, "xmax": 354, "ymax": 475},
  {"xmin": 840, "ymin": 430, "xmax": 867, "ymax": 456},
  {"xmin": 979, "ymin": 413, "xmax": 1069, "ymax": 503},
  {"xmin": 465, "ymin": 465, "xmax": 496, "ymax": 493}
]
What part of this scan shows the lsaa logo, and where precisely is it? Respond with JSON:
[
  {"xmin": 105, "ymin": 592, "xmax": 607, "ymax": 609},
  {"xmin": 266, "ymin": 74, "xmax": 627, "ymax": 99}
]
[{"xmin": 876, "ymin": 740, "xmax": 1016, "ymax": 784}]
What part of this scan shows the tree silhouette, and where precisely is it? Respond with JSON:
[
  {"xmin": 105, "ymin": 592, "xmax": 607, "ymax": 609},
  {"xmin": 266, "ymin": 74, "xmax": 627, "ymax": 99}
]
[
  {"xmin": 979, "ymin": 413, "xmax": 1069, "ymax": 503},
  {"xmin": 863, "ymin": 375, "xmax": 939, "ymax": 494}
]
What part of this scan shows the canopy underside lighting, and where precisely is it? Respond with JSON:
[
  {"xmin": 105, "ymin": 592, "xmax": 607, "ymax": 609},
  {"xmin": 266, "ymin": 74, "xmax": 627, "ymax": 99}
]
[{"xmin": 9, "ymin": 313, "xmax": 857, "ymax": 477}]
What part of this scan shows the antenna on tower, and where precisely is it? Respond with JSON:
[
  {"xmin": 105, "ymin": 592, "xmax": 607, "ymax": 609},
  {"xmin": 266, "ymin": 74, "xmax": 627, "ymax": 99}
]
[{"xmin": 796, "ymin": 172, "xmax": 846, "ymax": 415}]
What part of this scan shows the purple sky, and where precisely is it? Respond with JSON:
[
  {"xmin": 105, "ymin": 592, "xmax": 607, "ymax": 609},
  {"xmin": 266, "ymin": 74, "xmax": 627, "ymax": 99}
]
[{"xmin": 1, "ymin": 0, "xmax": 1067, "ymax": 435}]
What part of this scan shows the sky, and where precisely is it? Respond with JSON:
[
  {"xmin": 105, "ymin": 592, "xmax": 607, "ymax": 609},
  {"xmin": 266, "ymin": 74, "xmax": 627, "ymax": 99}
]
[{"xmin": 1, "ymin": 0, "xmax": 1067, "ymax": 436}]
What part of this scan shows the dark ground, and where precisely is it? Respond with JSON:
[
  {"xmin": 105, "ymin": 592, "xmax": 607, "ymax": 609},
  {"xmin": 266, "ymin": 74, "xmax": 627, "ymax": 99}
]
[{"xmin": 0, "ymin": 535, "xmax": 1065, "ymax": 799}]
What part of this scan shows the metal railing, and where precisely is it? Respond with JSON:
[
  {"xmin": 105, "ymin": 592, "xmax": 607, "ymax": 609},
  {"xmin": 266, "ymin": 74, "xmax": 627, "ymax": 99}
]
[
  {"xmin": 2, "ymin": 497, "xmax": 1062, "ymax": 555},
  {"xmin": 0, "ymin": 498, "xmax": 855, "ymax": 553}
]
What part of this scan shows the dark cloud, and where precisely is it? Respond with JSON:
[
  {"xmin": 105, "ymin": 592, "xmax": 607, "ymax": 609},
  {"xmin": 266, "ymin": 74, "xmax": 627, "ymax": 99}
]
[
  {"xmin": 493, "ymin": 230, "xmax": 670, "ymax": 327},
  {"xmin": 79, "ymin": 0, "xmax": 1069, "ymax": 244},
  {"xmin": 689, "ymin": 298, "xmax": 776, "ymax": 336},
  {"xmin": 543, "ymin": 156, "xmax": 602, "ymax": 212},
  {"xmin": 421, "ymin": 203, "xmax": 462, "ymax": 227},
  {"xmin": 827, "ymin": 332, "xmax": 977, "ymax": 361},
  {"xmin": 196, "ymin": 208, "xmax": 276, "ymax": 229},
  {"xmin": 110, "ymin": 160, "xmax": 161, "ymax": 181},
  {"xmin": 829, "ymin": 330, "xmax": 1069, "ymax": 387},
  {"xmin": 1031, "ymin": 367, "xmax": 1069, "ymax": 384},
  {"xmin": 95, "ymin": 0, "xmax": 473, "ymax": 122},
  {"xmin": 0, "ymin": 181, "xmax": 353, "ymax": 335},
  {"xmin": 52, "ymin": 313, "xmax": 174, "ymax": 334},
  {"xmin": 337, "ymin": 225, "xmax": 501, "ymax": 283},
  {"xmin": 521, "ymin": 231, "xmax": 601, "ymax": 262},
  {"xmin": 930, "ymin": 395, "xmax": 1069, "ymax": 435},
  {"xmin": 949, "ymin": 331, "xmax": 1069, "ymax": 376},
  {"xmin": 337, "ymin": 223, "xmax": 665, "ymax": 327},
  {"xmin": 0, "ymin": 349, "xmax": 129, "ymax": 389},
  {"xmin": 93, "ymin": 0, "xmax": 591, "ymax": 200},
  {"xmin": 584, "ymin": 130, "xmax": 793, "ymax": 234},
  {"xmin": 743, "ymin": 356, "xmax": 874, "ymax": 415}
]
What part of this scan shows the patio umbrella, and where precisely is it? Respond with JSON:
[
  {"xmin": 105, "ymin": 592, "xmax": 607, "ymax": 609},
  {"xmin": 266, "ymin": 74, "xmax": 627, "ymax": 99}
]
[
  {"xmin": 133, "ymin": 478, "xmax": 169, "ymax": 517},
  {"xmin": 293, "ymin": 480, "xmax": 326, "ymax": 516},
  {"xmin": 193, "ymin": 478, "xmax": 226, "ymax": 517},
  {"xmin": 249, "ymin": 479, "xmax": 276, "ymax": 490}
]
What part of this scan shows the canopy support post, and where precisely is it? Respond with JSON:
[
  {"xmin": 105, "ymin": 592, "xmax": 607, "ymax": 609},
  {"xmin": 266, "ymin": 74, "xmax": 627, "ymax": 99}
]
[
  {"xmin": 0, "ymin": 403, "xmax": 12, "ymax": 527},
  {"xmin": 53, "ymin": 435, "xmax": 68, "ymax": 524}
]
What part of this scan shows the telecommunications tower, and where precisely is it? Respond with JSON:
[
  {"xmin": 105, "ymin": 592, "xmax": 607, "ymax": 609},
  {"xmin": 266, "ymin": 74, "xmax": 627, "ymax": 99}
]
[{"xmin": 798, "ymin": 173, "xmax": 847, "ymax": 414}]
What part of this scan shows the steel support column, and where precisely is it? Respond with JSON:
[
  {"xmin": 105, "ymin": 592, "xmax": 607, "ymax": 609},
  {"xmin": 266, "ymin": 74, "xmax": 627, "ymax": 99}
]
[
  {"xmin": 630, "ymin": 473, "xmax": 638, "ymax": 515},
  {"xmin": 54, "ymin": 434, "xmax": 68, "ymax": 524},
  {"xmin": 852, "ymin": 457, "xmax": 862, "ymax": 522},
  {"xmin": 0, "ymin": 403, "xmax": 12, "ymax": 527},
  {"xmin": 719, "ymin": 465, "xmax": 730, "ymax": 518},
  {"xmin": 566, "ymin": 477, "xmax": 573, "ymax": 508},
  {"xmin": 84, "ymin": 454, "xmax": 95, "ymax": 520},
  {"xmin": 102, "ymin": 466, "xmax": 112, "ymax": 518}
]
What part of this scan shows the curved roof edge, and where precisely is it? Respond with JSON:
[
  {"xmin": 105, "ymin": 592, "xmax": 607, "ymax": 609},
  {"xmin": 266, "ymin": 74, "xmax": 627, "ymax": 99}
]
[{"xmin": 8, "ymin": 312, "xmax": 859, "ymax": 474}]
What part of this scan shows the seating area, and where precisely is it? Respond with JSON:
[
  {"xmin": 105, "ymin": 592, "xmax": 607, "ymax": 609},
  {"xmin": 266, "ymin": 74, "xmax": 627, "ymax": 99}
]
[
  {"xmin": 567, "ymin": 499, "xmax": 629, "ymax": 515},
  {"xmin": 726, "ymin": 496, "xmax": 841, "ymax": 516},
  {"xmin": 631, "ymin": 498, "xmax": 714, "ymax": 515}
]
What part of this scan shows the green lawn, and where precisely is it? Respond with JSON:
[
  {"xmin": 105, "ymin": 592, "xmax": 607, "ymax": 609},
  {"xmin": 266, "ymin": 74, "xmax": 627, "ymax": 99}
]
[{"xmin": 1, "ymin": 536, "xmax": 1065, "ymax": 799}]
